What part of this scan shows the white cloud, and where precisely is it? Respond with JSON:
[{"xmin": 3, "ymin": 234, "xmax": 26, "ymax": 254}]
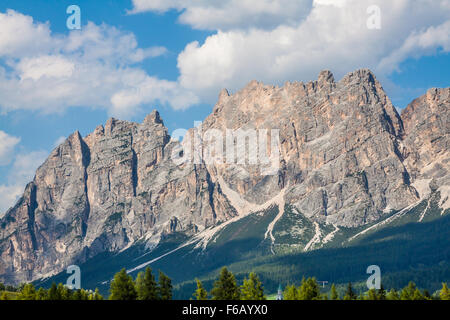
[
  {"xmin": 110, "ymin": 71, "xmax": 199, "ymax": 115},
  {"xmin": 1, "ymin": 2, "xmax": 449, "ymax": 117},
  {"xmin": 130, "ymin": 0, "xmax": 313, "ymax": 31},
  {"xmin": 378, "ymin": 20, "xmax": 450, "ymax": 73},
  {"xmin": 9, "ymin": 151, "xmax": 47, "ymax": 184},
  {"xmin": 0, "ymin": 184, "xmax": 23, "ymax": 216},
  {"xmin": 0, "ymin": 9, "xmax": 54, "ymax": 58},
  {"xmin": 0, "ymin": 10, "xmax": 197, "ymax": 118},
  {"xmin": 130, "ymin": 0, "xmax": 185, "ymax": 13},
  {"xmin": 175, "ymin": 0, "xmax": 450, "ymax": 103},
  {"xmin": 313, "ymin": 0, "xmax": 347, "ymax": 8},
  {"xmin": 17, "ymin": 55, "xmax": 75, "ymax": 80},
  {"xmin": 0, "ymin": 131, "xmax": 20, "ymax": 165},
  {"xmin": 0, "ymin": 150, "xmax": 48, "ymax": 215}
]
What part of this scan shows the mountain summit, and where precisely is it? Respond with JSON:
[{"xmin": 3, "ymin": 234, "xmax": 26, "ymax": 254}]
[{"xmin": 0, "ymin": 69, "xmax": 448, "ymax": 285}]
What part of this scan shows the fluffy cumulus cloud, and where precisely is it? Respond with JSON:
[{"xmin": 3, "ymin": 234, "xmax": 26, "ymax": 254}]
[
  {"xmin": 0, "ymin": 150, "xmax": 48, "ymax": 215},
  {"xmin": 1, "ymin": 2, "xmax": 449, "ymax": 116},
  {"xmin": 378, "ymin": 20, "xmax": 450, "ymax": 73},
  {"xmin": 0, "ymin": 9, "xmax": 54, "ymax": 57},
  {"xmin": 0, "ymin": 131, "xmax": 20, "ymax": 165},
  {"xmin": 0, "ymin": 9, "xmax": 197, "ymax": 118},
  {"xmin": 132, "ymin": 0, "xmax": 450, "ymax": 104},
  {"xmin": 130, "ymin": 0, "xmax": 313, "ymax": 30}
]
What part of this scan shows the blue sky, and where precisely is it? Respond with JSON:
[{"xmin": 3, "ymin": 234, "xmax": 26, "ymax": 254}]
[{"xmin": 0, "ymin": 0, "xmax": 449, "ymax": 213}]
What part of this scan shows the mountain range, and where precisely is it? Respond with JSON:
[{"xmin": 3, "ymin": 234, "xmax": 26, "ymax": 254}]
[{"xmin": 0, "ymin": 69, "xmax": 448, "ymax": 296}]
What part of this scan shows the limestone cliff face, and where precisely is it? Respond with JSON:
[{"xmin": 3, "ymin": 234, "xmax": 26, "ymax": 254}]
[
  {"xmin": 0, "ymin": 111, "xmax": 235, "ymax": 284},
  {"xmin": 0, "ymin": 69, "xmax": 448, "ymax": 284},
  {"xmin": 401, "ymin": 88, "xmax": 450, "ymax": 196},
  {"xmin": 202, "ymin": 69, "xmax": 418, "ymax": 226}
]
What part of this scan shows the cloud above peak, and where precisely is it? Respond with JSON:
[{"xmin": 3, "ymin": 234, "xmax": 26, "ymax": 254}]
[
  {"xmin": 0, "ymin": 9, "xmax": 53, "ymax": 58},
  {"xmin": 0, "ymin": 131, "xmax": 20, "ymax": 166},
  {"xmin": 0, "ymin": 10, "xmax": 196, "ymax": 118},
  {"xmin": 0, "ymin": 150, "xmax": 48, "ymax": 215},
  {"xmin": 0, "ymin": 1, "xmax": 449, "ymax": 117},
  {"xmin": 173, "ymin": 0, "xmax": 450, "ymax": 103},
  {"xmin": 130, "ymin": 0, "xmax": 313, "ymax": 31}
]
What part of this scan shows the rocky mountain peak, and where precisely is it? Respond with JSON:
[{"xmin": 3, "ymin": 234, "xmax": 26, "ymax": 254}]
[
  {"xmin": 218, "ymin": 88, "xmax": 230, "ymax": 100},
  {"xmin": 318, "ymin": 70, "xmax": 334, "ymax": 82},
  {"xmin": 245, "ymin": 79, "xmax": 262, "ymax": 89},
  {"xmin": 143, "ymin": 110, "xmax": 163, "ymax": 125},
  {"xmin": 317, "ymin": 70, "xmax": 335, "ymax": 90},
  {"xmin": 341, "ymin": 68, "xmax": 377, "ymax": 85},
  {"xmin": 105, "ymin": 117, "xmax": 118, "ymax": 135},
  {"xmin": 0, "ymin": 68, "xmax": 448, "ymax": 286}
]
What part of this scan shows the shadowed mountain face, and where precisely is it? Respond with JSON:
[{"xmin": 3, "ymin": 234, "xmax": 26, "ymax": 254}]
[{"xmin": 0, "ymin": 69, "xmax": 448, "ymax": 286}]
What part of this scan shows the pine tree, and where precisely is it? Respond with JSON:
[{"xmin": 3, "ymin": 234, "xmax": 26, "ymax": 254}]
[
  {"xmin": 158, "ymin": 271, "xmax": 173, "ymax": 300},
  {"xmin": 297, "ymin": 277, "xmax": 321, "ymax": 300},
  {"xmin": 48, "ymin": 282, "xmax": 61, "ymax": 300},
  {"xmin": 412, "ymin": 288, "xmax": 424, "ymax": 300},
  {"xmin": 57, "ymin": 283, "xmax": 71, "ymax": 300},
  {"xmin": 136, "ymin": 267, "xmax": 159, "ymax": 300},
  {"xmin": 210, "ymin": 267, "xmax": 241, "ymax": 300},
  {"xmin": 330, "ymin": 284, "xmax": 339, "ymax": 300},
  {"xmin": 283, "ymin": 285, "xmax": 298, "ymax": 300},
  {"xmin": 400, "ymin": 281, "xmax": 417, "ymax": 300},
  {"xmin": 440, "ymin": 283, "xmax": 450, "ymax": 300},
  {"xmin": 135, "ymin": 272, "xmax": 145, "ymax": 299},
  {"xmin": 343, "ymin": 282, "xmax": 357, "ymax": 300},
  {"xmin": 386, "ymin": 288, "xmax": 399, "ymax": 300},
  {"xmin": 18, "ymin": 283, "xmax": 26, "ymax": 292},
  {"xmin": 109, "ymin": 268, "xmax": 137, "ymax": 300},
  {"xmin": 193, "ymin": 279, "xmax": 208, "ymax": 300},
  {"xmin": 377, "ymin": 284, "xmax": 386, "ymax": 300},
  {"xmin": 367, "ymin": 289, "xmax": 378, "ymax": 300},
  {"xmin": 18, "ymin": 283, "xmax": 36, "ymax": 300},
  {"xmin": 422, "ymin": 290, "xmax": 431, "ymax": 300},
  {"xmin": 240, "ymin": 272, "xmax": 265, "ymax": 300},
  {"xmin": 72, "ymin": 289, "xmax": 82, "ymax": 300},
  {"xmin": 36, "ymin": 287, "xmax": 47, "ymax": 300},
  {"xmin": 144, "ymin": 267, "xmax": 159, "ymax": 300},
  {"xmin": 79, "ymin": 289, "xmax": 90, "ymax": 300},
  {"xmin": 92, "ymin": 288, "xmax": 103, "ymax": 300}
]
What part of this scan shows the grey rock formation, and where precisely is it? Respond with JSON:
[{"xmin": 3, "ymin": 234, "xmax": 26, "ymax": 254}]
[
  {"xmin": 203, "ymin": 69, "xmax": 418, "ymax": 226},
  {"xmin": 0, "ymin": 111, "xmax": 235, "ymax": 284},
  {"xmin": 0, "ymin": 69, "xmax": 448, "ymax": 285},
  {"xmin": 402, "ymin": 88, "xmax": 449, "ymax": 190}
]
